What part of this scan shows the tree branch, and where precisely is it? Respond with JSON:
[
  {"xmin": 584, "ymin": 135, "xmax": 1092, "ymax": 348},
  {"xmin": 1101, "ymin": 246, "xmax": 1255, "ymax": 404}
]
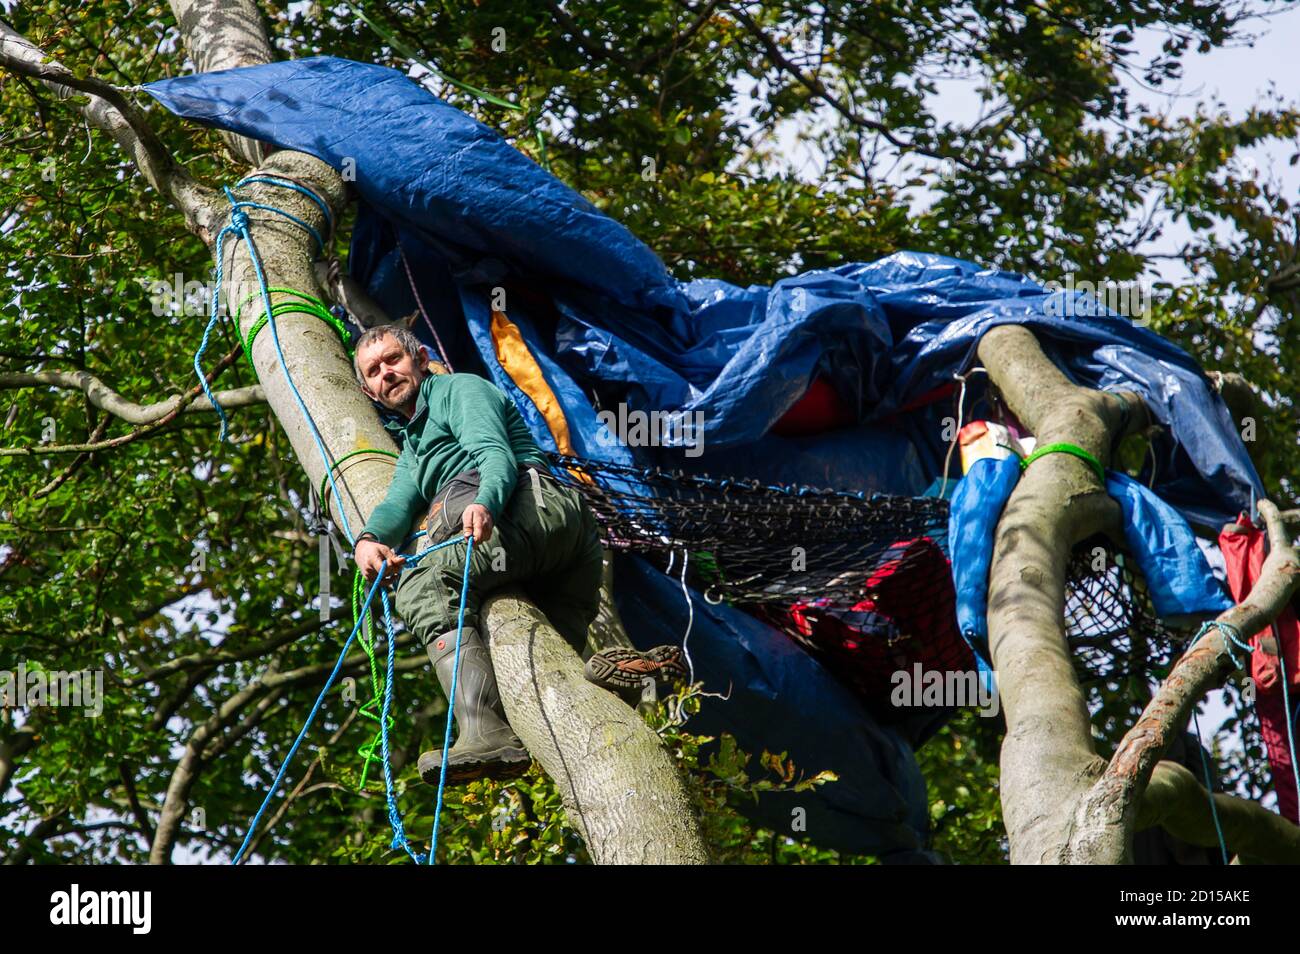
[
  {"xmin": 238, "ymin": 707, "xmax": 361, "ymax": 861},
  {"xmin": 977, "ymin": 323, "xmax": 1148, "ymax": 863},
  {"xmin": 0, "ymin": 343, "xmax": 249, "ymax": 459},
  {"xmin": 0, "ymin": 369, "xmax": 265, "ymax": 424},
  {"xmin": 1138, "ymin": 760, "xmax": 1300, "ymax": 864},
  {"xmin": 724, "ymin": 3, "xmax": 979, "ymax": 172},
  {"xmin": 129, "ymin": 602, "xmax": 352, "ymax": 685},
  {"xmin": 1066, "ymin": 499, "xmax": 1300, "ymax": 862},
  {"xmin": 0, "ymin": 21, "xmax": 218, "ymax": 240}
]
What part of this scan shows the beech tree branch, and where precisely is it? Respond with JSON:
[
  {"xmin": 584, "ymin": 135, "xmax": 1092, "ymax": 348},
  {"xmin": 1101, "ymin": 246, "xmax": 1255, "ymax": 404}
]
[
  {"xmin": 0, "ymin": 343, "xmax": 248, "ymax": 459},
  {"xmin": 149, "ymin": 638, "xmax": 424, "ymax": 863},
  {"xmin": 0, "ymin": 21, "xmax": 218, "ymax": 240},
  {"xmin": 0, "ymin": 370, "xmax": 265, "ymax": 424},
  {"xmin": 977, "ymin": 323, "xmax": 1148, "ymax": 863},
  {"xmin": 1136, "ymin": 760, "xmax": 1300, "ymax": 864},
  {"xmin": 1066, "ymin": 499, "xmax": 1300, "ymax": 863}
]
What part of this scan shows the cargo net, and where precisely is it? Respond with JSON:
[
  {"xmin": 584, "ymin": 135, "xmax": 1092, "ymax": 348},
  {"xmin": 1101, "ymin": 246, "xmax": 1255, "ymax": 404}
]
[{"xmin": 547, "ymin": 454, "xmax": 1189, "ymax": 706}]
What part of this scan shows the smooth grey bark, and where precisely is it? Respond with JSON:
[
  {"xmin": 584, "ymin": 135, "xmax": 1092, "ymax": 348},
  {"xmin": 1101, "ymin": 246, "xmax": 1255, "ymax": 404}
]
[
  {"xmin": 484, "ymin": 589, "xmax": 709, "ymax": 863},
  {"xmin": 168, "ymin": 0, "xmax": 274, "ymax": 165},
  {"xmin": 979, "ymin": 324, "xmax": 1135, "ymax": 863},
  {"xmin": 0, "ymin": 370, "xmax": 264, "ymax": 424},
  {"xmin": 981, "ymin": 324, "xmax": 1300, "ymax": 864},
  {"xmin": 132, "ymin": 0, "xmax": 709, "ymax": 865}
]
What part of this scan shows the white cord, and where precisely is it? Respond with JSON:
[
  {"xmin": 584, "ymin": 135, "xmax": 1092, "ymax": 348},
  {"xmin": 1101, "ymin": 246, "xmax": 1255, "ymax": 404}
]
[
  {"xmin": 679, "ymin": 549, "xmax": 696, "ymax": 684},
  {"xmin": 938, "ymin": 367, "xmax": 986, "ymax": 498},
  {"xmin": 669, "ymin": 548, "xmax": 731, "ymax": 722}
]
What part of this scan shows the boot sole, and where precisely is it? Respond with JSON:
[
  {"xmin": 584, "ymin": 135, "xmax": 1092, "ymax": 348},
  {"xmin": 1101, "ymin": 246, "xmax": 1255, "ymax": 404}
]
[
  {"xmin": 584, "ymin": 645, "xmax": 688, "ymax": 692},
  {"xmin": 418, "ymin": 748, "xmax": 532, "ymax": 786}
]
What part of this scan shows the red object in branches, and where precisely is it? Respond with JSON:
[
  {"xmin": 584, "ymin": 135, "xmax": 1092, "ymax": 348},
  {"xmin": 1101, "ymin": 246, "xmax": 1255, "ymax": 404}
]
[
  {"xmin": 770, "ymin": 376, "xmax": 856, "ymax": 436},
  {"xmin": 781, "ymin": 536, "xmax": 973, "ymax": 709},
  {"xmin": 1219, "ymin": 514, "xmax": 1300, "ymax": 823}
]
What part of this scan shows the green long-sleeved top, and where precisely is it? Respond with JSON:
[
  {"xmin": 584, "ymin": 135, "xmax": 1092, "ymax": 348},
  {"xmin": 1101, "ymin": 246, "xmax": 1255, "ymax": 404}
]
[{"xmin": 359, "ymin": 372, "xmax": 548, "ymax": 549}]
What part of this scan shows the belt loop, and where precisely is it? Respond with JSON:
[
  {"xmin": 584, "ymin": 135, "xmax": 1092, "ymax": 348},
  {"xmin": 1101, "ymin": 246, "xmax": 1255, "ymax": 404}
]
[{"xmin": 528, "ymin": 466, "xmax": 545, "ymax": 509}]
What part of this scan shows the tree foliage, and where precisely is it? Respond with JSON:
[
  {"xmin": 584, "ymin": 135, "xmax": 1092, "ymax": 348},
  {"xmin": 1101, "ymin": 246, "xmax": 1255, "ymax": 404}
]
[{"xmin": 2, "ymin": 0, "xmax": 1297, "ymax": 863}]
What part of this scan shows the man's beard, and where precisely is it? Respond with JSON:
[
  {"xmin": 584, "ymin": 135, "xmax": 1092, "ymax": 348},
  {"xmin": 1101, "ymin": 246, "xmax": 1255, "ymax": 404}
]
[{"xmin": 379, "ymin": 378, "xmax": 414, "ymax": 409}]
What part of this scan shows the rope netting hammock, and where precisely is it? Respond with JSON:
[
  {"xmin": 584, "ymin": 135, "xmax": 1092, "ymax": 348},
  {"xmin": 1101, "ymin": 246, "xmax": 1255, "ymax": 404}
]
[{"xmin": 545, "ymin": 453, "xmax": 1189, "ymax": 711}]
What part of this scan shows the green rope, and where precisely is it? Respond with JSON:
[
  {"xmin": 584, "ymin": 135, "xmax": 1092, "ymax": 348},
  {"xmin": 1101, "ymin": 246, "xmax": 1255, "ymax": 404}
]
[
  {"xmin": 1019, "ymin": 442, "xmax": 1106, "ymax": 483},
  {"xmin": 234, "ymin": 287, "xmax": 354, "ymax": 375},
  {"xmin": 351, "ymin": 566, "xmax": 392, "ymax": 786},
  {"xmin": 318, "ymin": 449, "xmax": 400, "ymax": 516}
]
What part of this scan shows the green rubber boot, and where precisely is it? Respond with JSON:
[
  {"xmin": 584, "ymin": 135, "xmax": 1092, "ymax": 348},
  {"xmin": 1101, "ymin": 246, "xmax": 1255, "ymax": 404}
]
[{"xmin": 418, "ymin": 627, "xmax": 531, "ymax": 786}]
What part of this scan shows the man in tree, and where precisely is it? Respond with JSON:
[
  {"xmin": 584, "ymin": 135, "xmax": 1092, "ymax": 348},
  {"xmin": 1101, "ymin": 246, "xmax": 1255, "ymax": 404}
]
[{"xmin": 351, "ymin": 324, "xmax": 685, "ymax": 785}]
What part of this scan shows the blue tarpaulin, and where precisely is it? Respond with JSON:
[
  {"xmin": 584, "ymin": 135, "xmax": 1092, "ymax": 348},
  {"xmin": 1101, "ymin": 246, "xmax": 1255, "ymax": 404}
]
[
  {"xmin": 949, "ymin": 457, "xmax": 1233, "ymax": 669},
  {"xmin": 144, "ymin": 56, "xmax": 1263, "ymax": 526},
  {"xmin": 146, "ymin": 56, "xmax": 1259, "ymax": 858}
]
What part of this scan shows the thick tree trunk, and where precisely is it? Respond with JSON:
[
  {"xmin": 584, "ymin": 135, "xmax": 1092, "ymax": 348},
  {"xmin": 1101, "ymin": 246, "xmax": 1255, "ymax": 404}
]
[
  {"xmin": 152, "ymin": 0, "xmax": 706, "ymax": 865},
  {"xmin": 981, "ymin": 324, "xmax": 1300, "ymax": 864},
  {"xmin": 483, "ymin": 589, "xmax": 708, "ymax": 864},
  {"xmin": 978, "ymin": 324, "xmax": 1135, "ymax": 863}
]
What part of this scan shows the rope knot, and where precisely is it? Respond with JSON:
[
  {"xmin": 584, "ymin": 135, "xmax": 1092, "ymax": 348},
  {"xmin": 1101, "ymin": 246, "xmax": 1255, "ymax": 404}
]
[{"xmin": 231, "ymin": 208, "xmax": 250, "ymax": 230}]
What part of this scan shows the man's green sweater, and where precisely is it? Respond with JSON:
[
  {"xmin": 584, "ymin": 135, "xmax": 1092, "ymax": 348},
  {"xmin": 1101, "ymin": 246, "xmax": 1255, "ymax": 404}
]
[{"xmin": 359, "ymin": 371, "xmax": 549, "ymax": 549}]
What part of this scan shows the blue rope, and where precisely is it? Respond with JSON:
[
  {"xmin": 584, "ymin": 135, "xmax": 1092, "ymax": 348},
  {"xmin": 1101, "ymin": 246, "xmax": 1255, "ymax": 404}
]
[
  {"xmin": 231, "ymin": 534, "xmax": 468, "ymax": 864},
  {"xmin": 1191, "ymin": 709, "xmax": 1230, "ymax": 864},
  {"xmin": 1200, "ymin": 618, "xmax": 1250, "ymax": 669},
  {"xmin": 378, "ymin": 581, "xmax": 420, "ymax": 862},
  {"xmin": 376, "ymin": 534, "xmax": 466, "ymax": 861},
  {"xmin": 237, "ymin": 175, "xmax": 334, "ymax": 240},
  {"xmin": 225, "ymin": 198, "xmax": 325, "ymax": 255},
  {"xmin": 198, "ymin": 182, "xmax": 358, "ymax": 544},
  {"xmin": 231, "ymin": 566, "xmax": 387, "ymax": 864},
  {"xmin": 428, "ymin": 534, "xmax": 475, "ymax": 865}
]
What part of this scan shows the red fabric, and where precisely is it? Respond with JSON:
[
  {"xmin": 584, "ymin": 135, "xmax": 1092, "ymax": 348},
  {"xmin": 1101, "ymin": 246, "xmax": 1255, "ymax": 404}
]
[
  {"xmin": 778, "ymin": 536, "xmax": 974, "ymax": 708},
  {"xmin": 770, "ymin": 376, "xmax": 856, "ymax": 436},
  {"xmin": 1218, "ymin": 515, "xmax": 1300, "ymax": 822}
]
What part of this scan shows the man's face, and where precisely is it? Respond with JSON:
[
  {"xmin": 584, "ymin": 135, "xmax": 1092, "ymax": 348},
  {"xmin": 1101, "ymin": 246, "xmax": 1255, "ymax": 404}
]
[{"xmin": 357, "ymin": 334, "xmax": 428, "ymax": 413}]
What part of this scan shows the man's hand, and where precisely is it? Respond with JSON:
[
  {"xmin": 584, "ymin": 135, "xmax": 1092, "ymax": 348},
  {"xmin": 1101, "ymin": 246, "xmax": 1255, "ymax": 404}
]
[
  {"xmin": 355, "ymin": 538, "xmax": 405, "ymax": 587},
  {"xmin": 462, "ymin": 503, "xmax": 494, "ymax": 545}
]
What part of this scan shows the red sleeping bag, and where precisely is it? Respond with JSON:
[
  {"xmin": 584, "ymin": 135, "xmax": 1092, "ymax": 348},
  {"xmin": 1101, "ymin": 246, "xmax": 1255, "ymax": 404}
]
[
  {"xmin": 1218, "ymin": 514, "xmax": 1300, "ymax": 823},
  {"xmin": 779, "ymin": 536, "xmax": 974, "ymax": 708}
]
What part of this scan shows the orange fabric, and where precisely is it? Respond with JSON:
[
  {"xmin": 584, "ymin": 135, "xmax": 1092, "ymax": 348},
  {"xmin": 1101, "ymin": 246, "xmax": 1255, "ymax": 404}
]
[{"xmin": 489, "ymin": 309, "xmax": 592, "ymax": 484}]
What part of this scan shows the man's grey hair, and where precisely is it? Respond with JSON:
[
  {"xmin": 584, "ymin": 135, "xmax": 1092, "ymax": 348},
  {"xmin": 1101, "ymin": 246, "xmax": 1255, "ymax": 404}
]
[{"xmin": 352, "ymin": 323, "xmax": 444, "ymax": 387}]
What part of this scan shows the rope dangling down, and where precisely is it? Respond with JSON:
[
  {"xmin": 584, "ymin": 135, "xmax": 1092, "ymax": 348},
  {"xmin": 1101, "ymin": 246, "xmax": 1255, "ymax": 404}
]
[
  {"xmin": 378, "ymin": 579, "xmax": 419, "ymax": 862},
  {"xmin": 1185, "ymin": 616, "xmax": 1300, "ymax": 854},
  {"xmin": 427, "ymin": 535, "xmax": 475, "ymax": 864},
  {"xmin": 232, "ymin": 553, "xmax": 388, "ymax": 864},
  {"xmin": 1200, "ymin": 617, "xmax": 1300, "ymax": 825},
  {"xmin": 1191, "ymin": 709, "xmax": 1230, "ymax": 864},
  {"xmin": 938, "ymin": 366, "xmax": 986, "ymax": 499},
  {"xmin": 232, "ymin": 534, "xmax": 471, "ymax": 865},
  {"xmin": 397, "ymin": 238, "xmax": 454, "ymax": 371},
  {"xmin": 1188, "ymin": 619, "xmax": 1247, "ymax": 863}
]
